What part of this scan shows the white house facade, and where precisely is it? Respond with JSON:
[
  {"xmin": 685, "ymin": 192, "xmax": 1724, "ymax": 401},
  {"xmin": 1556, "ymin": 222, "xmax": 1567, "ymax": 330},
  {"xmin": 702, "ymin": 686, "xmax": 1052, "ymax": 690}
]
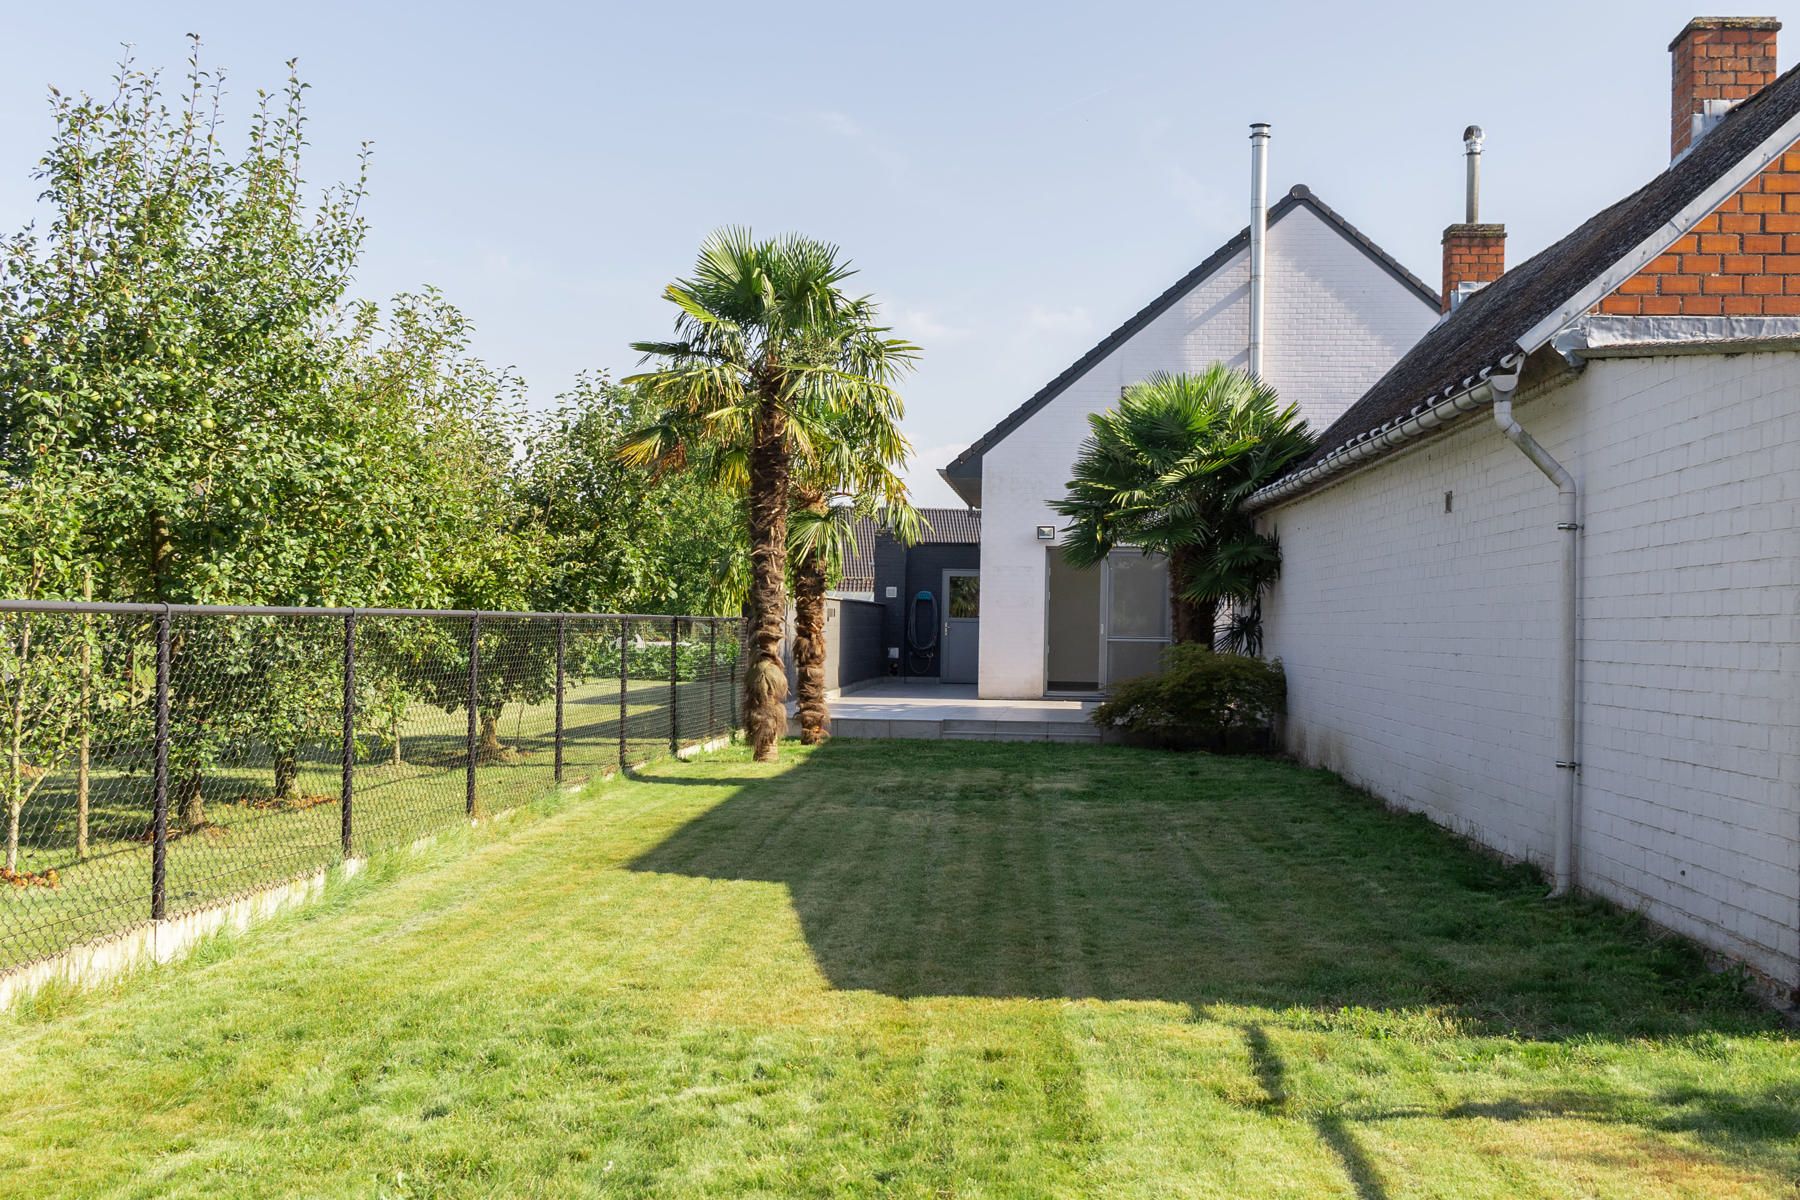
[
  {"xmin": 943, "ymin": 184, "xmax": 1440, "ymax": 699},
  {"xmin": 1252, "ymin": 17, "xmax": 1800, "ymax": 991}
]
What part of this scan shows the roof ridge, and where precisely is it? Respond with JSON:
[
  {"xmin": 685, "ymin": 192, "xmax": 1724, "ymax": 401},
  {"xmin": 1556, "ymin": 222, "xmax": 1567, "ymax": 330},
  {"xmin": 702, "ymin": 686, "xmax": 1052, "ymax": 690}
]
[
  {"xmin": 1267, "ymin": 54, "xmax": 1800, "ymax": 499},
  {"xmin": 940, "ymin": 186, "xmax": 1436, "ymax": 504}
]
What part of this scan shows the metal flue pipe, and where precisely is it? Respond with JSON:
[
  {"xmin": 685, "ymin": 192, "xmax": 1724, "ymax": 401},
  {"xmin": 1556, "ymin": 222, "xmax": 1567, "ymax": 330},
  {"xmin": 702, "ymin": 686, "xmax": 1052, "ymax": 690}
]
[
  {"xmin": 1248, "ymin": 122, "xmax": 1271, "ymax": 379},
  {"xmin": 1464, "ymin": 124, "xmax": 1484, "ymax": 223}
]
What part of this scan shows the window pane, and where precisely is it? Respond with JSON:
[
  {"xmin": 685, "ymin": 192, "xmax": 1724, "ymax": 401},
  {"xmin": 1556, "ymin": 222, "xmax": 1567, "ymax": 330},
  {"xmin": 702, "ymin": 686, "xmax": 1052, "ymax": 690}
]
[
  {"xmin": 1106, "ymin": 640, "xmax": 1166, "ymax": 683},
  {"xmin": 948, "ymin": 575, "xmax": 980, "ymax": 618},
  {"xmin": 1106, "ymin": 553, "xmax": 1167, "ymax": 638}
]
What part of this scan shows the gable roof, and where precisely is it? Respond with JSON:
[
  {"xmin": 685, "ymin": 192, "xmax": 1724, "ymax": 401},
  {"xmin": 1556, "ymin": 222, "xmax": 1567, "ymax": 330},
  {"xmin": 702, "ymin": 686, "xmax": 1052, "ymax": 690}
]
[
  {"xmin": 1258, "ymin": 59, "xmax": 1800, "ymax": 506},
  {"xmin": 840, "ymin": 506, "xmax": 981, "ymax": 592},
  {"xmin": 939, "ymin": 186, "xmax": 1439, "ymax": 507},
  {"xmin": 913, "ymin": 506, "xmax": 981, "ymax": 544}
]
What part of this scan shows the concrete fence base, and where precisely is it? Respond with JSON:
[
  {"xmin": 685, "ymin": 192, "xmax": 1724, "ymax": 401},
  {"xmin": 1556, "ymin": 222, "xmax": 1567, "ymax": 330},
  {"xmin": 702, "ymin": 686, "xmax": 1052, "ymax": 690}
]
[
  {"xmin": 0, "ymin": 735, "xmax": 737, "ymax": 1014},
  {"xmin": 0, "ymin": 859, "xmax": 358, "ymax": 1013},
  {"xmin": 675, "ymin": 733, "xmax": 734, "ymax": 760}
]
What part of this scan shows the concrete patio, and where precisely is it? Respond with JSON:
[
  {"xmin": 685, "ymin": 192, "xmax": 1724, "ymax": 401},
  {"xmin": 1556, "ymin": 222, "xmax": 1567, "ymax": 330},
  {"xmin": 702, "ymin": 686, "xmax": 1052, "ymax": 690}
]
[{"xmin": 795, "ymin": 679, "xmax": 1104, "ymax": 743}]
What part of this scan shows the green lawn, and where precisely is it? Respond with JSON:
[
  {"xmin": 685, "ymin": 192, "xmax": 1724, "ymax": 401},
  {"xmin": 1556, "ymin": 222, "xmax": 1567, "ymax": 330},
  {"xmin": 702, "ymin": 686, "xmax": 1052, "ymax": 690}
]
[
  {"xmin": 1, "ymin": 674, "xmax": 732, "ymax": 970},
  {"xmin": 0, "ymin": 740, "xmax": 1794, "ymax": 1198}
]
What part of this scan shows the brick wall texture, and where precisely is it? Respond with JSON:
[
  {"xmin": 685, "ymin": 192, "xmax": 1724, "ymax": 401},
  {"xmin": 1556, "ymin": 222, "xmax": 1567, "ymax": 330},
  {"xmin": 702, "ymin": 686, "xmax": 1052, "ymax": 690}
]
[
  {"xmin": 1671, "ymin": 18, "xmax": 1780, "ymax": 159},
  {"xmin": 1441, "ymin": 224, "xmax": 1505, "ymax": 313},
  {"xmin": 1600, "ymin": 145, "xmax": 1800, "ymax": 317}
]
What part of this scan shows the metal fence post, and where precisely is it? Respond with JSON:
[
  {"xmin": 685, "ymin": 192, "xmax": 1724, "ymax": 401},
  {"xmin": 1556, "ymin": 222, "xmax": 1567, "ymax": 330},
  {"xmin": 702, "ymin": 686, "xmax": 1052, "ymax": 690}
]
[
  {"xmin": 728, "ymin": 619, "xmax": 740, "ymax": 731},
  {"xmin": 554, "ymin": 616, "xmax": 566, "ymax": 785},
  {"xmin": 341, "ymin": 612, "xmax": 356, "ymax": 858},
  {"xmin": 151, "ymin": 607, "xmax": 170, "ymax": 922},
  {"xmin": 669, "ymin": 618, "xmax": 681, "ymax": 756},
  {"xmin": 708, "ymin": 618, "xmax": 718, "ymax": 737},
  {"xmin": 617, "ymin": 618, "xmax": 630, "ymax": 771},
  {"xmin": 466, "ymin": 615, "xmax": 480, "ymax": 817}
]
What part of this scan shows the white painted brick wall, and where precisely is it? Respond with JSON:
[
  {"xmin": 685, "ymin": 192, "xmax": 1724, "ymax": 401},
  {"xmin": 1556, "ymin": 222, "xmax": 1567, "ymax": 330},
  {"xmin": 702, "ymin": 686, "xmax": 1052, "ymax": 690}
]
[
  {"xmin": 1260, "ymin": 351, "xmax": 1800, "ymax": 984},
  {"xmin": 979, "ymin": 204, "xmax": 1436, "ymax": 697}
]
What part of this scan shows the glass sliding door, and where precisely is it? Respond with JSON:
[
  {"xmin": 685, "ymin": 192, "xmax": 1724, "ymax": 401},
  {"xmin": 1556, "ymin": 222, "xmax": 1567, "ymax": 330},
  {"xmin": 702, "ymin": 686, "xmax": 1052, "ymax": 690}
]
[
  {"xmin": 1101, "ymin": 550, "xmax": 1170, "ymax": 687},
  {"xmin": 1045, "ymin": 547, "xmax": 1102, "ymax": 692}
]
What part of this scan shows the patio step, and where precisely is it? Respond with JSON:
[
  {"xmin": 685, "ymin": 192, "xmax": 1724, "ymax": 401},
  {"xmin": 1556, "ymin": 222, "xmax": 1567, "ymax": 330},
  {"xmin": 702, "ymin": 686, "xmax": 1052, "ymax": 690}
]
[
  {"xmin": 940, "ymin": 719, "xmax": 1101, "ymax": 743},
  {"xmin": 789, "ymin": 684, "xmax": 1105, "ymax": 744},
  {"xmin": 800, "ymin": 717, "xmax": 1104, "ymax": 743}
]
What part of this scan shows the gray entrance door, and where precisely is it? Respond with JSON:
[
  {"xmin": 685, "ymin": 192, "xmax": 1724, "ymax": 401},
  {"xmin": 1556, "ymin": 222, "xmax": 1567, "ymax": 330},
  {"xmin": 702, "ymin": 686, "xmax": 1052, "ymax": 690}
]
[{"xmin": 941, "ymin": 569, "xmax": 980, "ymax": 683}]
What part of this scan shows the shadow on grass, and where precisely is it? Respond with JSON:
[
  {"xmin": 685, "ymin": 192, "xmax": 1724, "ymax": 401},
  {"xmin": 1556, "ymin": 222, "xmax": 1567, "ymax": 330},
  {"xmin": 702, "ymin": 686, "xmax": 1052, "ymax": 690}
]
[
  {"xmin": 627, "ymin": 738, "xmax": 1797, "ymax": 1196},
  {"xmin": 627, "ymin": 741, "xmax": 1773, "ymax": 1037}
]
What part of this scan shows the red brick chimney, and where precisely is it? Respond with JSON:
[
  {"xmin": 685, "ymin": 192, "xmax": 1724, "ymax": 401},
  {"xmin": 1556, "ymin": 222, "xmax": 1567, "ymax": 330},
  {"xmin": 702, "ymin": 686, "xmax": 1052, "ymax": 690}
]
[
  {"xmin": 1441, "ymin": 126, "xmax": 1504, "ymax": 313},
  {"xmin": 1670, "ymin": 17, "xmax": 1781, "ymax": 160}
]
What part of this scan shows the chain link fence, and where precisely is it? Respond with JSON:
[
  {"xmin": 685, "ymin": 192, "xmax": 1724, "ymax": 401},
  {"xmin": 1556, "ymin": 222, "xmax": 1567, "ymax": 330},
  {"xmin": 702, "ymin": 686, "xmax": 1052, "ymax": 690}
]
[{"xmin": 0, "ymin": 602, "xmax": 742, "ymax": 971}]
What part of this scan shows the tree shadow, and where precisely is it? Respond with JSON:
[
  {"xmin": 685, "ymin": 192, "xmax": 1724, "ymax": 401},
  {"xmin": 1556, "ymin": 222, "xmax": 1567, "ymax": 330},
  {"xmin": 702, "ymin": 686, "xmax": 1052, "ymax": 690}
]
[
  {"xmin": 1234, "ymin": 1017, "xmax": 1800, "ymax": 1198},
  {"xmin": 625, "ymin": 740, "xmax": 1798, "ymax": 1194},
  {"xmin": 626, "ymin": 742, "xmax": 1775, "ymax": 1039}
]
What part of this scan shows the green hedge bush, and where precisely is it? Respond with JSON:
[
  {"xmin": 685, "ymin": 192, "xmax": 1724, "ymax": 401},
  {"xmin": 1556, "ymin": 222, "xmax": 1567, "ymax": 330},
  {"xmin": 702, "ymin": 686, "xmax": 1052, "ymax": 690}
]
[
  {"xmin": 1091, "ymin": 645, "xmax": 1284, "ymax": 752},
  {"xmin": 567, "ymin": 631, "xmax": 741, "ymax": 684}
]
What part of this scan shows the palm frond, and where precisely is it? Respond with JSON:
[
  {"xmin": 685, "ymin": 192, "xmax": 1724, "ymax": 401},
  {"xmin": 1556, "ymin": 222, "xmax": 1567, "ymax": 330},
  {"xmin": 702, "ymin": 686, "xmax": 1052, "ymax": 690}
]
[{"xmin": 1053, "ymin": 363, "xmax": 1313, "ymax": 634}]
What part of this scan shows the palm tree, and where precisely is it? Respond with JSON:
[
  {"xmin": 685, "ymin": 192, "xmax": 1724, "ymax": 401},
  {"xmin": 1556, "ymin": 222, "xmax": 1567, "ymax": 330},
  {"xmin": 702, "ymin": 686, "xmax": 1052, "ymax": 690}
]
[
  {"xmin": 624, "ymin": 229, "xmax": 915, "ymax": 761},
  {"xmin": 658, "ymin": 415, "xmax": 919, "ymax": 748},
  {"xmin": 790, "ymin": 460, "xmax": 920, "ymax": 744},
  {"xmin": 1054, "ymin": 366, "xmax": 1313, "ymax": 648}
]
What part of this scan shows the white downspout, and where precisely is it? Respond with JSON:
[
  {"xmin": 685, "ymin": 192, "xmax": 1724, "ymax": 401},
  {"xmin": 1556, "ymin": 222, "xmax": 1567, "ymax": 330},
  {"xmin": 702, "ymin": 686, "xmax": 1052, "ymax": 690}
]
[
  {"xmin": 1490, "ymin": 368, "xmax": 1580, "ymax": 897},
  {"xmin": 1248, "ymin": 122, "xmax": 1270, "ymax": 379}
]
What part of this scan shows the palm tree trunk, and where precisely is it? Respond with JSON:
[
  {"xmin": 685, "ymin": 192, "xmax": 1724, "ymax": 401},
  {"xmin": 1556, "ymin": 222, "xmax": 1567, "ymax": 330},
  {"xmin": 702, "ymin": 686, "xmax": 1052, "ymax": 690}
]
[
  {"xmin": 1168, "ymin": 546, "xmax": 1215, "ymax": 647},
  {"xmin": 744, "ymin": 399, "xmax": 791, "ymax": 762},
  {"xmin": 793, "ymin": 553, "xmax": 830, "ymax": 745}
]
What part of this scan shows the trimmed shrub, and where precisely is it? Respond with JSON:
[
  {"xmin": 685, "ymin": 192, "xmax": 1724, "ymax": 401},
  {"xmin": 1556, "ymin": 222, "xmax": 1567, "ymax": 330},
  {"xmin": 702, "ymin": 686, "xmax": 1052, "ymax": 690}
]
[
  {"xmin": 567, "ymin": 631, "xmax": 741, "ymax": 684},
  {"xmin": 1091, "ymin": 645, "xmax": 1284, "ymax": 752}
]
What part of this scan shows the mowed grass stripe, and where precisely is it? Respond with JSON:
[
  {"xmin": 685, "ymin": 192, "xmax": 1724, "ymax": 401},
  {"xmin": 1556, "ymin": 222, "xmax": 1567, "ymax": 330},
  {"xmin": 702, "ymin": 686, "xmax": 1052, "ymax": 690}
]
[{"xmin": 0, "ymin": 739, "xmax": 1794, "ymax": 1198}]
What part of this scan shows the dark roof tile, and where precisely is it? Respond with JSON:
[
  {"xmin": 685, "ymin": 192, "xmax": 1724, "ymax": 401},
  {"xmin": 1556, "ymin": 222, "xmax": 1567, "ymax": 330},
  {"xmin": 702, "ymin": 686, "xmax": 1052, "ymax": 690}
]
[
  {"xmin": 1287, "ymin": 60, "xmax": 1800, "ymax": 480},
  {"xmin": 839, "ymin": 507, "xmax": 981, "ymax": 592}
]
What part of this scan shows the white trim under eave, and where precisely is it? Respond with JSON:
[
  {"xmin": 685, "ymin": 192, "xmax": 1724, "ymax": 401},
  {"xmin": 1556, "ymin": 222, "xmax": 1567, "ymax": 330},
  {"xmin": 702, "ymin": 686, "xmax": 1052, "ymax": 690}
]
[
  {"xmin": 1517, "ymin": 106, "xmax": 1800, "ymax": 351},
  {"xmin": 1245, "ymin": 357, "xmax": 1521, "ymax": 511}
]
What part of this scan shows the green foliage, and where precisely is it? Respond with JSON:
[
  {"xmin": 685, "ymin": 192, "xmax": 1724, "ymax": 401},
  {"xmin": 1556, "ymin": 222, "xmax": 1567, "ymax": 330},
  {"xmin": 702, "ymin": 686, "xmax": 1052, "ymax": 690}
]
[
  {"xmin": 0, "ymin": 46, "xmax": 557, "ymax": 815},
  {"xmin": 619, "ymin": 226, "xmax": 920, "ymax": 564},
  {"xmin": 1091, "ymin": 644, "xmax": 1285, "ymax": 751},
  {"xmin": 517, "ymin": 374, "xmax": 739, "ymax": 616},
  {"xmin": 337, "ymin": 289, "xmax": 541, "ymax": 613},
  {"xmin": 1055, "ymin": 366, "xmax": 1313, "ymax": 640},
  {"xmin": 0, "ymin": 48, "xmax": 542, "ymax": 616},
  {"xmin": 622, "ymin": 228, "xmax": 918, "ymax": 472},
  {"xmin": 0, "ymin": 43, "xmax": 373, "ymax": 607},
  {"xmin": 0, "ymin": 44, "xmax": 761, "ymax": 820},
  {"xmin": 564, "ymin": 628, "xmax": 740, "ymax": 684}
]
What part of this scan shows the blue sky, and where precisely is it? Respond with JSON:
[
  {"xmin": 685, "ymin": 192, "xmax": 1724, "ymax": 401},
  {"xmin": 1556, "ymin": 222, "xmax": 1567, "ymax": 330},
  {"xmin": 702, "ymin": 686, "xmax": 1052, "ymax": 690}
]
[{"xmin": 2, "ymin": 2, "xmax": 1785, "ymax": 504}]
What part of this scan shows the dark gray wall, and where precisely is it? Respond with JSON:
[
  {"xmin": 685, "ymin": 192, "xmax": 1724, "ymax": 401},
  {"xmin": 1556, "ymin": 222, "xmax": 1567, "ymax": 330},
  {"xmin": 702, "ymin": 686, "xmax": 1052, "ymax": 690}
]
[
  {"xmin": 782, "ymin": 597, "xmax": 889, "ymax": 694},
  {"xmin": 831, "ymin": 598, "xmax": 886, "ymax": 689},
  {"xmin": 873, "ymin": 536, "xmax": 981, "ymax": 678}
]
